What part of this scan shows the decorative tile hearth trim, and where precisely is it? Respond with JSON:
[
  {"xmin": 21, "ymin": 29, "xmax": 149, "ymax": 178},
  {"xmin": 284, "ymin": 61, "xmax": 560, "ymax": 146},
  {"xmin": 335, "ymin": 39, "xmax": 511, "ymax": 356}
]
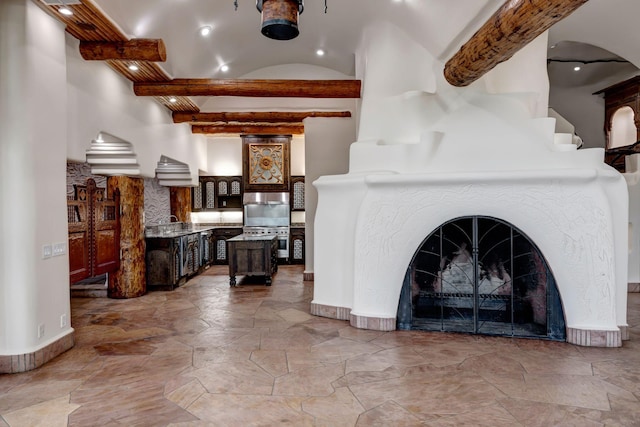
[
  {"xmin": 350, "ymin": 314, "xmax": 396, "ymax": 331},
  {"xmin": 628, "ymin": 283, "xmax": 640, "ymax": 292},
  {"xmin": 619, "ymin": 325, "xmax": 629, "ymax": 341},
  {"xmin": 303, "ymin": 271, "xmax": 314, "ymax": 281},
  {"xmin": 0, "ymin": 331, "xmax": 74, "ymax": 374},
  {"xmin": 310, "ymin": 302, "xmax": 350, "ymax": 320},
  {"xmin": 566, "ymin": 327, "xmax": 621, "ymax": 347}
]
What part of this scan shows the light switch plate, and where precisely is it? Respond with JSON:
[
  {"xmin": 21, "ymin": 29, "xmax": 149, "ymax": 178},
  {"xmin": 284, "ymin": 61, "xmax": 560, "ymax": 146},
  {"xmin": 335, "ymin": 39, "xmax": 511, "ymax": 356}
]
[
  {"xmin": 53, "ymin": 242, "xmax": 66, "ymax": 256},
  {"xmin": 42, "ymin": 244, "xmax": 52, "ymax": 259}
]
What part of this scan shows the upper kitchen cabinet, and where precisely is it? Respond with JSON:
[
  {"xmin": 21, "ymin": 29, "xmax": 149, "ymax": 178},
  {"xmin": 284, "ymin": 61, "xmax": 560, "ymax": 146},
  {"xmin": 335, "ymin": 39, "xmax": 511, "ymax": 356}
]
[
  {"xmin": 192, "ymin": 176, "xmax": 242, "ymax": 211},
  {"xmin": 242, "ymin": 135, "xmax": 291, "ymax": 192}
]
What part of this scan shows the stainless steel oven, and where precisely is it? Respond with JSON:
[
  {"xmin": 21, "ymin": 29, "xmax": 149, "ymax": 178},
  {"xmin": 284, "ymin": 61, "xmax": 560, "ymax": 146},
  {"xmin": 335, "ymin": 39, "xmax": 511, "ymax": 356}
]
[{"xmin": 243, "ymin": 192, "xmax": 290, "ymax": 261}]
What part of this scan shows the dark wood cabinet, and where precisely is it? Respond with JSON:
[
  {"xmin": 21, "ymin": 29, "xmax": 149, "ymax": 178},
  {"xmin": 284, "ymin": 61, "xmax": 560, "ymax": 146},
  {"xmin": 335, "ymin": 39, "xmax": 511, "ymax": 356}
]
[
  {"xmin": 192, "ymin": 176, "xmax": 243, "ymax": 211},
  {"xmin": 213, "ymin": 227, "xmax": 243, "ymax": 264},
  {"xmin": 146, "ymin": 237, "xmax": 181, "ymax": 290},
  {"xmin": 227, "ymin": 235, "xmax": 278, "ymax": 286},
  {"xmin": 290, "ymin": 227, "xmax": 305, "ymax": 264},
  {"xmin": 290, "ymin": 176, "xmax": 305, "ymax": 211}
]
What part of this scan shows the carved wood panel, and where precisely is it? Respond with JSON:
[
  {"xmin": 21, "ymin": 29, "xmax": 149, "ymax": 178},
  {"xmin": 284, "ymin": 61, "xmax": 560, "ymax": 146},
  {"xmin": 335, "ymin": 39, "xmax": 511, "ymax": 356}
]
[
  {"xmin": 67, "ymin": 179, "xmax": 121, "ymax": 284},
  {"xmin": 242, "ymin": 135, "xmax": 291, "ymax": 192}
]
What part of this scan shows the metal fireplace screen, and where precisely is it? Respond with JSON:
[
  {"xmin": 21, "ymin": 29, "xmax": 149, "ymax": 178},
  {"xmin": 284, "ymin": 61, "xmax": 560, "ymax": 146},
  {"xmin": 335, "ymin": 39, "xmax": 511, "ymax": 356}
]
[{"xmin": 398, "ymin": 216, "xmax": 565, "ymax": 340}]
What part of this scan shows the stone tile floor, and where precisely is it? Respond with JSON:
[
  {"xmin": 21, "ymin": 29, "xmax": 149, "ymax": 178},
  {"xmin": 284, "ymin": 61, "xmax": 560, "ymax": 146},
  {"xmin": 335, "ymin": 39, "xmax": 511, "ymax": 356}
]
[{"xmin": 1, "ymin": 265, "xmax": 640, "ymax": 426}]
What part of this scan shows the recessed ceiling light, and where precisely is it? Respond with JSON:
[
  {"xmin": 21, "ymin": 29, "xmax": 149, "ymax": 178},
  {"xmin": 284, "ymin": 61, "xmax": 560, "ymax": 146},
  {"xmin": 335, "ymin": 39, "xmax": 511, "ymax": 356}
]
[
  {"xmin": 59, "ymin": 7, "xmax": 73, "ymax": 16},
  {"xmin": 316, "ymin": 49, "xmax": 325, "ymax": 56},
  {"xmin": 128, "ymin": 64, "xmax": 139, "ymax": 71},
  {"xmin": 199, "ymin": 26, "xmax": 213, "ymax": 37},
  {"xmin": 220, "ymin": 64, "xmax": 229, "ymax": 72},
  {"xmin": 574, "ymin": 66, "xmax": 581, "ymax": 71},
  {"xmin": 169, "ymin": 97, "xmax": 177, "ymax": 103}
]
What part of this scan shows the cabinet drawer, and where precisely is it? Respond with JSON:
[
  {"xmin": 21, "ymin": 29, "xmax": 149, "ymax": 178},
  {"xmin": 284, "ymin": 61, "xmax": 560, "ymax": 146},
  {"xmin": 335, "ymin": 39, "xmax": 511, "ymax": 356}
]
[{"xmin": 213, "ymin": 228, "xmax": 242, "ymax": 237}]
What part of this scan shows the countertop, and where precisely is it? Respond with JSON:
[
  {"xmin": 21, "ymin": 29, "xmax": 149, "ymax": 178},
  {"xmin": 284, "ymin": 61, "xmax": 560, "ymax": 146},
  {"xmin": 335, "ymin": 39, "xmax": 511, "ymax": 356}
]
[{"xmin": 145, "ymin": 223, "xmax": 243, "ymax": 239}]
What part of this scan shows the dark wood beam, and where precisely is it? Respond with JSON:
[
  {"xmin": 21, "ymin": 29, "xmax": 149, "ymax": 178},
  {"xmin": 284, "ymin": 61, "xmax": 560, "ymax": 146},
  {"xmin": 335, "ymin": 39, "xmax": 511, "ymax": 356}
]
[
  {"xmin": 135, "ymin": 79, "xmax": 361, "ymax": 98},
  {"xmin": 173, "ymin": 111, "xmax": 352, "ymax": 124},
  {"xmin": 192, "ymin": 123, "xmax": 305, "ymax": 135},
  {"xmin": 79, "ymin": 39, "xmax": 167, "ymax": 62},
  {"xmin": 444, "ymin": 0, "xmax": 589, "ymax": 87}
]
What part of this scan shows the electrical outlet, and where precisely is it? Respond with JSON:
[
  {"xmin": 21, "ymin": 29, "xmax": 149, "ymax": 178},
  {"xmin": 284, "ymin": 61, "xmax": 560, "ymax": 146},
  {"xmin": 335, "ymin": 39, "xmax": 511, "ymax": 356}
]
[
  {"xmin": 42, "ymin": 244, "xmax": 52, "ymax": 259},
  {"xmin": 53, "ymin": 242, "xmax": 67, "ymax": 256},
  {"xmin": 38, "ymin": 323, "xmax": 45, "ymax": 338},
  {"xmin": 60, "ymin": 314, "xmax": 67, "ymax": 328}
]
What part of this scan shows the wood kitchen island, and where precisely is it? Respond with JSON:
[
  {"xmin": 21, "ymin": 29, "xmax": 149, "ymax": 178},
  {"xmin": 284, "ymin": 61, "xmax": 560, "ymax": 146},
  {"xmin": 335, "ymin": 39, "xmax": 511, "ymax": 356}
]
[{"xmin": 227, "ymin": 234, "xmax": 278, "ymax": 286}]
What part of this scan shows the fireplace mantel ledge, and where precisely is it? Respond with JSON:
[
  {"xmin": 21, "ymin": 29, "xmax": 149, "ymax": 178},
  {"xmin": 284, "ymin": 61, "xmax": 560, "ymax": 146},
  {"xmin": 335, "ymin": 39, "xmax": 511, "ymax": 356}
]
[{"xmin": 361, "ymin": 168, "xmax": 620, "ymax": 187}]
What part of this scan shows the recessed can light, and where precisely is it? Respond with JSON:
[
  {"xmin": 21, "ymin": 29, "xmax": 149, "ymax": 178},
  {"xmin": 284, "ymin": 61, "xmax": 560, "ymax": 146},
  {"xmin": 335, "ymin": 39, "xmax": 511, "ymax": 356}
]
[
  {"xmin": 574, "ymin": 66, "xmax": 581, "ymax": 71},
  {"xmin": 220, "ymin": 64, "xmax": 229, "ymax": 72},
  {"xmin": 59, "ymin": 7, "xmax": 73, "ymax": 16},
  {"xmin": 169, "ymin": 97, "xmax": 177, "ymax": 103},
  {"xmin": 316, "ymin": 49, "xmax": 325, "ymax": 56},
  {"xmin": 199, "ymin": 26, "xmax": 213, "ymax": 36},
  {"xmin": 128, "ymin": 64, "xmax": 139, "ymax": 71}
]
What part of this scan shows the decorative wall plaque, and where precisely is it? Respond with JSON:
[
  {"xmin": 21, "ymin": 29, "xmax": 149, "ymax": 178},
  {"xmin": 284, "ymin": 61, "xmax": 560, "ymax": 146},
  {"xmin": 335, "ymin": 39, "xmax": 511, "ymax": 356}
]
[{"xmin": 242, "ymin": 135, "xmax": 291, "ymax": 191}]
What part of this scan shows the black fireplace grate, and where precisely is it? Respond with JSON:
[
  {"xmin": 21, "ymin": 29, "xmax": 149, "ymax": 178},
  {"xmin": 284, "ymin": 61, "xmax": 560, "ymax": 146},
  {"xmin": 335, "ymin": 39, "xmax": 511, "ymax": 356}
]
[{"xmin": 398, "ymin": 216, "xmax": 565, "ymax": 340}]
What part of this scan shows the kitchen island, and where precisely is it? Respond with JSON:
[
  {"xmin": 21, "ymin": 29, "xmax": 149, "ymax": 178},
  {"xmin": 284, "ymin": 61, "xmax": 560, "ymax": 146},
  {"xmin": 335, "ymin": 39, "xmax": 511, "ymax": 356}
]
[{"xmin": 227, "ymin": 234, "xmax": 277, "ymax": 286}]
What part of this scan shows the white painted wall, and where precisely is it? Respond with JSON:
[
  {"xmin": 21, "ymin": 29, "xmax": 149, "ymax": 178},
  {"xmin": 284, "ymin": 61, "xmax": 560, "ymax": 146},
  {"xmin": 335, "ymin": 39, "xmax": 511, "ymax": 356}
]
[
  {"xmin": 304, "ymin": 118, "xmax": 356, "ymax": 275},
  {"xmin": 549, "ymin": 69, "xmax": 638, "ymax": 149},
  {"xmin": 0, "ymin": 0, "xmax": 72, "ymax": 354},
  {"xmin": 65, "ymin": 37, "xmax": 207, "ymax": 184}
]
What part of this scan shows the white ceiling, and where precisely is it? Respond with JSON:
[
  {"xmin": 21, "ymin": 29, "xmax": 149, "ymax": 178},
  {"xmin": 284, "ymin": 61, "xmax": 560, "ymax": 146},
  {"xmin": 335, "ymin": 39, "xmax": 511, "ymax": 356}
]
[{"xmin": 91, "ymin": 0, "xmax": 639, "ymax": 91}]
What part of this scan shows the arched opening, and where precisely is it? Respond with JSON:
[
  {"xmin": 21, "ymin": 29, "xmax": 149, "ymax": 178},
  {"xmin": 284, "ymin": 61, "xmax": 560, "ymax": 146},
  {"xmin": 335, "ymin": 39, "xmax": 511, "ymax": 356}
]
[
  {"xmin": 610, "ymin": 106, "xmax": 637, "ymax": 149},
  {"xmin": 398, "ymin": 216, "xmax": 566, "ymax": 340}
]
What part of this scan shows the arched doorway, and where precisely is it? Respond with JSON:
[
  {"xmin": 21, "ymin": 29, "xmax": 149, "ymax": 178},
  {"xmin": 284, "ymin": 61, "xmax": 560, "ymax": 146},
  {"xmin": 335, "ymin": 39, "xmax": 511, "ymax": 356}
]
[{"xmin": 398, "ymin": 216, "xmax": 566, "ymax": 340}]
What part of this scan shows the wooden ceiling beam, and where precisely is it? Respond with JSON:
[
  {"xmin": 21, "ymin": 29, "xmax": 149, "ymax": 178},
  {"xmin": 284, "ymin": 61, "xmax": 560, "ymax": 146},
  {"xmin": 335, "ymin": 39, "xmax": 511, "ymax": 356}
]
[
  {"xmin": 444, "ymin": 0, "xmax": 589, "ymax": 87},
  {"xmin": 135, "ymin": 79, "xmax": 362, "ymax": 98},
  {"xmin": 173, "ymin": 111, "xmax": 351, "ymax": 124},
  {"xmin": 79, "ymin": 39, "xmax": 167, "ymax": 62},
  {"xmin": 192, "ymin": 123, "xmax": 305, "ymax": 135}
]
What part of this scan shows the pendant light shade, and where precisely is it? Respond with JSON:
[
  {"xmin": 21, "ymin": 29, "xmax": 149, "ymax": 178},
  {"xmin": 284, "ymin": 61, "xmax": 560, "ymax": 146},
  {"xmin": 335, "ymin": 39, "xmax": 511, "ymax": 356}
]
[{"xmin": 256, "ymin": 0, "xmax": 304, "ymax": 40}]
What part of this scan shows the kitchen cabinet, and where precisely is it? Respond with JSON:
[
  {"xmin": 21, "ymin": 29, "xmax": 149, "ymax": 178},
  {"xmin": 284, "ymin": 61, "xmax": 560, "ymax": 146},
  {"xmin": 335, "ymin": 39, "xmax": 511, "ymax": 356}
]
[
  {"xmin": 290, "ymin": 227, "xmax": 305, "ymax": 264},
  {"xmin": 227, "ymin": 235, "xmax": 278, "ymax": 286},
  {"xmin": 290, "ymin": 176, "xmax": 305, "ymax": 211},
  {"xmin": 213, "ymin": 227, "xmax": 243, "ymax": 264},
  {"xmin": 192, "ymin": 176, "xmax": 242, "ymax": 211},
  {"xmin": 146, "ymin": 236, "xmax": 182, "ymax": 290}
]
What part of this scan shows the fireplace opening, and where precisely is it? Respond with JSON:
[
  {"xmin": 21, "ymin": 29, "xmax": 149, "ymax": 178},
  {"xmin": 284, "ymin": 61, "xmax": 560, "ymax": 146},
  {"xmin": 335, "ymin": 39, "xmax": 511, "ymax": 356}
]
[{"xmin": 397, "ymin": 216, "xmax": 566, "ymax": 340}]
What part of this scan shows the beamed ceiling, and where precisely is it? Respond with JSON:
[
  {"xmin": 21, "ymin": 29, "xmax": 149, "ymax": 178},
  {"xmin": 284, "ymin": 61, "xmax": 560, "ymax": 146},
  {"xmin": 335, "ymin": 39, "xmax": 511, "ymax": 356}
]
[
  {"xmin": 35, "ymin": 0, "xmax": 360, "ymax": 136},
  {"xmin": 35, "ymin": 0, "xmax": 640, "ymax": 136}
]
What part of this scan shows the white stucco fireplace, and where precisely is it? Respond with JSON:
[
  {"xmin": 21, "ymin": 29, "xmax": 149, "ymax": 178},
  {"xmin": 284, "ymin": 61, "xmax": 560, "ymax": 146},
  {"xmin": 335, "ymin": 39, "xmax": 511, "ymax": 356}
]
[{"xmin": 310, "ymin": 23, "xmax": 629, "ymax": 347}]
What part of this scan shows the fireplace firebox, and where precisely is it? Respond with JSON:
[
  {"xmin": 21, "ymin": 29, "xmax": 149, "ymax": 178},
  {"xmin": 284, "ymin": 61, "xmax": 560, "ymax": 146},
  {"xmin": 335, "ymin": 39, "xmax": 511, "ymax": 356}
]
[{"xmin": 397, "ymin": 216, "xmax": 566, "ymax": 340}]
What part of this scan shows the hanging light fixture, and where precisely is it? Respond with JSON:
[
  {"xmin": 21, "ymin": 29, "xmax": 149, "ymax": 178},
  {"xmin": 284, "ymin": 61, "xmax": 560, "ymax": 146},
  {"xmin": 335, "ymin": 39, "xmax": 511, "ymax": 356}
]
[{"xmin": 256, "ymin": 0, "xmax": 304, "ymax": 40}]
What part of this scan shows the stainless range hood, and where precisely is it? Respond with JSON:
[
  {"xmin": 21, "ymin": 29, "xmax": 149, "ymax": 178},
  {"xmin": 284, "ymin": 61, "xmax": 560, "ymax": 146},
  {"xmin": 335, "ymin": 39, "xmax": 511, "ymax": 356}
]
[
  {"xmin": 243, "ymin": 192, "xmax": 290, "ymax": 228},
  {"xmin": 243, "ymin": 192, "xmax": 289, "ymax": 205}
]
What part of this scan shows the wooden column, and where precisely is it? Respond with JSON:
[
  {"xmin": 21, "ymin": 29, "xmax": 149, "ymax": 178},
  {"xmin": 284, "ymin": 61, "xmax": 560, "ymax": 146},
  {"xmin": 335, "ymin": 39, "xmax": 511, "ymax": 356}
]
[
  {"xmin": 170, "ymin": 187, "xmax": 192, "ymax": 222},
  {"xmin": 444, "ymin": 0, "xmax": 589, "ymax": 87},
  {"xmin": 107, "ymin": 176, "xmax": 146, "ymax": 298}
]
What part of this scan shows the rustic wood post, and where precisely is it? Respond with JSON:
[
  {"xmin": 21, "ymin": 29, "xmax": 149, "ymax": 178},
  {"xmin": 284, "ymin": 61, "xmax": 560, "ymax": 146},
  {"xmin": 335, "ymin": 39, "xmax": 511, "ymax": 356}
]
[{"xmin": 107, "ymin": 176, "xmax": 146, "ymax": 298}]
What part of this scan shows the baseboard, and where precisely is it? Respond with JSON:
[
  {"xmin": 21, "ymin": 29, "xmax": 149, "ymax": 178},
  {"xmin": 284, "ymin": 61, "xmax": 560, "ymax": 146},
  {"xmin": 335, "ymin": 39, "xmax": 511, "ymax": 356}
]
[
  {"xmin": 0, "ymin": 330, "xmax": 74, "ymax": 373},
  {"xmin": 303, "ymin": 271, "xmax": 314, "ymax": 281}
]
